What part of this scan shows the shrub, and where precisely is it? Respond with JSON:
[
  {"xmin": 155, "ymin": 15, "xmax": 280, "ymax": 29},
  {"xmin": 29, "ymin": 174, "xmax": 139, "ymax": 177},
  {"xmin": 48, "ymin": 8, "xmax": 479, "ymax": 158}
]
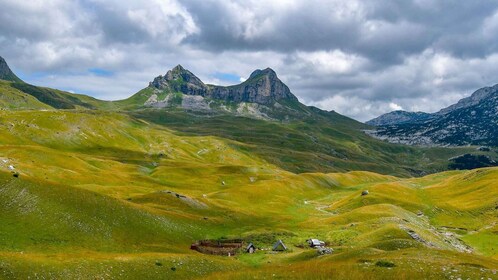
[{"xmin": 375, "ymin": 260, "xmax": 395, "ymax": 267}]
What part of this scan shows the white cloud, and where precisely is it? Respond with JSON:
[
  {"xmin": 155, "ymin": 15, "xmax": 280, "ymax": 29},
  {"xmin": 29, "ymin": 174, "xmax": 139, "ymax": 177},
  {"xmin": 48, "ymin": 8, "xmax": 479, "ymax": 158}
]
[
  {"xmin": 389, "ymin": 102, "xmax": 403, "ymax": 111},
  {"xmin": 294, "ymin": 50, "xmax": 368, "ymax": 74}
]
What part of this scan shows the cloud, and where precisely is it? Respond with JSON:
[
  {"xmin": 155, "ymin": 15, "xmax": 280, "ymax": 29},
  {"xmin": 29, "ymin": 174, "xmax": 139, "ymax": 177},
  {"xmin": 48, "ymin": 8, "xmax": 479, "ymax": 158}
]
[
  {"xmin": 2, "ymin": 0, "xmax": 498, "ymax": 121},
  {"xmin": 389, "ymin": 103, "xmax": 403, "ymax": 111}
]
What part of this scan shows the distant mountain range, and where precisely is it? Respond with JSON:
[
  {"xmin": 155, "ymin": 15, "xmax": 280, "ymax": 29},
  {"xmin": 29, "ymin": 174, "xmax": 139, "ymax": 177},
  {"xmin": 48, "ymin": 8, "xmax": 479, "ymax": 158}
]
[
  {"xmin": 367, "ymin": 84, "xmax": 498, "ymax": 146},
  {"xmin": 366, "ymin": 111, "xmax": 434, "ymax": 126}
]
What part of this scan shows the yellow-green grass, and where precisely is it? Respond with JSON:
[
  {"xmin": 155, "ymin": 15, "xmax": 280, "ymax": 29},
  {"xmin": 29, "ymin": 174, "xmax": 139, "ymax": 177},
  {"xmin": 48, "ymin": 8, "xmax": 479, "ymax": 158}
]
[
  {"xmin": 133, "ymin": 109, "xmax": 492, "ymax": 177},
  {"xmin": 0, "ymin": 81, "xmax": 52, "ymax": 110},
  {"xmin": 0, "ymin": 109, "xmax": 497, "ymax": 279}
]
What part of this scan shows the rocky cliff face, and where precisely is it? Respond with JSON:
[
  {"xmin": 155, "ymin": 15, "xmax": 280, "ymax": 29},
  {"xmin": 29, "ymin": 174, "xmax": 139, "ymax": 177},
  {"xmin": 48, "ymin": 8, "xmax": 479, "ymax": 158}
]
[
  {"xmin": 148, "ymin": 65, "xmax": 298, "ymax": 106},
  {"xmin": 0, "ymin": 56, "xmax": 22, "ymax": 82}
]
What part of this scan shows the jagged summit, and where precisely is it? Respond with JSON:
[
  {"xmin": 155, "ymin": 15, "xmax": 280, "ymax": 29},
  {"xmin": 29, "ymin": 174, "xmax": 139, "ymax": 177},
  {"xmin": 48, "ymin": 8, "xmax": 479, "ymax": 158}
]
[
  {"xmin": 172, "ymin": 64, "xmax": 184, "ymax": 71},
  {"xmin": 150, "ymin": 64, "xmax": 206, "ymax": 92},
  {"xmin": 0, "ymin": 56, "xmax": 22, "ymax": 82},
  {"xmin": 147, "ymin": 65, "xmax": 298, "ymax": 106},
  {"xmin": 248, "ymin": 67, "xmax": 277, "ymax": 79}
]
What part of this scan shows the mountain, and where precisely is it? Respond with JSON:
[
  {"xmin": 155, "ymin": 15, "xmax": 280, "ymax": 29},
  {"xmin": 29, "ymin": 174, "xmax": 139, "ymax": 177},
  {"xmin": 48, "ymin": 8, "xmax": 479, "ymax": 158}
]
[
  {"xmin": 150, "ymin": 65, "xmax": 298, "ymax": 105},
  {"xmin": 0, "ymin": 57, "xmax": 497, "ymax": 278},
  {"xmin": 366, "ymin": 110, "xmax": 433, "ymax": 126},
  {"xmin": 0, "ymin": 56, "xmax": 23, "ymax": 82},
  {"xmin": 0, "ymin": 57, "xmax": 492, "ymax": 176},
  {"xmin": 116, "ymin": 65, "xmax": 306, "ymax": 119},
  {"xmin": 367, "ymin": 84, "xmax": 498, "ymax": 146},
  {"xmin": 437, "ymin": 84, "xmax": 498, "ymax": 115},
  {"xmin": 0, "ymin": 56, "xmax": 111, "ymax": 110}
]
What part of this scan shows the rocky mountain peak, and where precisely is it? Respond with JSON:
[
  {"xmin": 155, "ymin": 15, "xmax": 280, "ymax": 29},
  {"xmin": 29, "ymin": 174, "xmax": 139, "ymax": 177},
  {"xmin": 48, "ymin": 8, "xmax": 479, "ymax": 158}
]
[
  {"xmin": 248, "ymin": 67, "xmax": 277, "ymax": 79},
  {"xmin": 437, "ymin": 84, "xmax": 498, "ymax": 115},
  {"xmin": 150, "ymin": 65, "xmax": 206, "ymax": 91},
  {"xmin": 147, "ymin": 65, "xmax": 298, "ymax": 106},
  {"xmin": 0, "ymin": 56, "xmax": 22, "ymax": 82},
  {"xmin": 171, "ymin": 64, "xmax": 185, "ymax": 72}
]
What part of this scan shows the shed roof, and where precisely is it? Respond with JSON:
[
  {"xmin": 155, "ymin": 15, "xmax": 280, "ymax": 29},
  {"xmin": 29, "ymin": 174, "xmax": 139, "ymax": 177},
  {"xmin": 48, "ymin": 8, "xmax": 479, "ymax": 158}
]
[
  {"xmin": 272, "ymin": 240, "xmax": 287, "ymax": 251},
  {"xmin": 246, "ymin": 243, "xmax": 255, "ymax": 250}
]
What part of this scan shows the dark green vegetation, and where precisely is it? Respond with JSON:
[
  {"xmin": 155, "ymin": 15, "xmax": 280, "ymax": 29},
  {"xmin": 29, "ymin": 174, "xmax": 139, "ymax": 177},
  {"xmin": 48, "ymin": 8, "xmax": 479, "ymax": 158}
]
[
  {"xmin": 132, "ymin": 109, "xmax": 487, "ymax": 176},
  {"xmin": 10, "ymin": 82, "xmax": 97, "ymax": 109},
  {"xmin": 375, "ymin": 261, "xmax": 396, "ymax": 267},
  {"xmin": 449, "ymin": 153, "xmax": 498, "ymax": 170}
]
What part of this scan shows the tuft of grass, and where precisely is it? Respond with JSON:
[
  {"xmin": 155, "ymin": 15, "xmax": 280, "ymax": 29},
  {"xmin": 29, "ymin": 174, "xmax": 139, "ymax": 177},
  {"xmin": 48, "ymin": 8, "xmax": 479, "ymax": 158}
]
[{"xmin": 375, "ymin": 260, "xmax": 396, "ymax": 267}]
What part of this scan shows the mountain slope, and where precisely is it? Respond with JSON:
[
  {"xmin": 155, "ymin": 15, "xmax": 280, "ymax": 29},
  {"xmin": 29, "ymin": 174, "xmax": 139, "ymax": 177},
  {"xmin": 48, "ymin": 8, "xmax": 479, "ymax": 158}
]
[
  {"xmin": 0, "ymin": 56, "xmax": 22, "ymax": 83},
  {"xmin": 367, "ymin": 84, "xmax": 498, "ymax": 146},
  {"xmin": 0, "ymin": 80, "xmax": 52, "ymax": 110},
  {"xmin": 366, "ymin": 110, "xmax": 433, "ymax": 126},
  {"xmin": 0, "ymin": 58, "xmax": 492, "ymax": 176},
  {"xmin": 0, "ymin": 57, "xmax": 114, "ymax": 110}
]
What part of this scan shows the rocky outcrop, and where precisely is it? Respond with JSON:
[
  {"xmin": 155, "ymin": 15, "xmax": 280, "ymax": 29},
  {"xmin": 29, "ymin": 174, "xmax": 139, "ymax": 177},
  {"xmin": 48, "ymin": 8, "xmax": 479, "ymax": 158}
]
[
  {"xmin": 149, "ymin": 65, "xmax": 208, "ymax": 97},
  {"xmin": 148, "ymin": 65, "xmax": 298, "ymax": 106},
  {"xmin": 0, "ymin": 56, "xmax": 22, "ymax": 82},
  {"xmin": 366, "ymin": 110, "xmax": 433, "ymax": 126}
]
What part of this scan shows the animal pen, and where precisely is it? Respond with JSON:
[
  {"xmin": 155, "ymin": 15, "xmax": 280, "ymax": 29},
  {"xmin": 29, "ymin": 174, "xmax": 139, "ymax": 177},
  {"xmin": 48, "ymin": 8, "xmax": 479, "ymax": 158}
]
[{"xmin": 190, "ymin": 239, "xmax": 244, "ymax": 256}]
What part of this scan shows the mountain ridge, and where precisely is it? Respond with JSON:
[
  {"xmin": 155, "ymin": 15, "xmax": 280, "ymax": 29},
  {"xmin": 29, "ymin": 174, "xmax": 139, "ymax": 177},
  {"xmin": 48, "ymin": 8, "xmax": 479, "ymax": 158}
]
[
  {"xmin": 146, "ymin": 64, "xmax": 298, "ymax": 106},
  {"xmin": 367, "ymin": 84, "xmax": 498, "ymax": 146},
  {"xmin": 366, "ymin": 110, "xmax": 433, "ymax": 126},
  {"xmin": 0, "ymin": 56, "xmax": 23, "ymax": 83}
]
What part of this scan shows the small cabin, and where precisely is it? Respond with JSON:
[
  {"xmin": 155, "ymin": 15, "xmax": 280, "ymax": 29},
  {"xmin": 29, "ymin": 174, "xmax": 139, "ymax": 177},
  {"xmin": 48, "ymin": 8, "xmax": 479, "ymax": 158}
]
[
  {"xmin": 307, "ymin": 239, "xmax": 325, "ymax": 248},
  {"xmin": 246, "ymin": 243, "xmax": 256, "ymax": 253},
  {"xmin": 272, "ymin": 240, "xmax": 287, "ymax": 251}
]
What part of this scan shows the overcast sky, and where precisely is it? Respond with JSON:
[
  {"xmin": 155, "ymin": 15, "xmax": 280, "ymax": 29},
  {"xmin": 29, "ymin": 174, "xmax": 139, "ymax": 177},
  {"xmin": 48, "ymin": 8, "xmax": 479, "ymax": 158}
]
[{"xmin": 2, "ymin": 0, "xmax": 498, "ymax": 121}]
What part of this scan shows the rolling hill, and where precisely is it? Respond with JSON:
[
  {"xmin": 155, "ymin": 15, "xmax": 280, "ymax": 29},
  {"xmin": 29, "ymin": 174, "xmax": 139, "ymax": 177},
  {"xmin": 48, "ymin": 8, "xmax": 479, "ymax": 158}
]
[
  {"xmin": 0, "ymin": 110, "xmax": 496, "ymax": 278},
  {"xmin": 0, "ymin": 56, "xmax": 497, "ymax": 279}
]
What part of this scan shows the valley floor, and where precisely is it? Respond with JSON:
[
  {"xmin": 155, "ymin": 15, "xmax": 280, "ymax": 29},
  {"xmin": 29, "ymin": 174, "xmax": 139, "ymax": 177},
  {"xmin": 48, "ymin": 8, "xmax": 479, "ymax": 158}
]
[{"xmin": 0, "ymin": 110, "xmax": 496, "ymax": 279}]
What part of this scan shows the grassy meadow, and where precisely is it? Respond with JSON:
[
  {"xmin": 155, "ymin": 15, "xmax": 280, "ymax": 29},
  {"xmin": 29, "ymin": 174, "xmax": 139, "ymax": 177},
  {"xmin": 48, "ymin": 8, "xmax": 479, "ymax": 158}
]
[{"xmin": 0, "ymin": 109, "xmax": 496, "ymax": 279}]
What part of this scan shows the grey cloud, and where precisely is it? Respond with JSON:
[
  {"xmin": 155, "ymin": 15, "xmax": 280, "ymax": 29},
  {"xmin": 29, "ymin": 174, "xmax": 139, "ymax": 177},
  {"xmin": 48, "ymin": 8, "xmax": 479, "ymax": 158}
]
[
  {"xmin": 2, "ymin": 0, "xmax": 498, "ymax": 122},
  {"xmin": 182, "ymin": 0, "xmax": 498, "ymax": 62}
]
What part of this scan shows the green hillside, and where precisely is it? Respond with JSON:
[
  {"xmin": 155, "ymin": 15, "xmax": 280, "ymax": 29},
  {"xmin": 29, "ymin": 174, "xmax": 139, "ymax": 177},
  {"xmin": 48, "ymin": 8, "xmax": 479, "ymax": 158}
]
[
  {"xmin": 0, "ymin": 80, "xmax": 113, "ymax": 110},
  {"xmin": 0, "ymin": 81, "xmax": 52, "ymax": 110},
  {"xmin": 132, "ymin": 109, "xmax": 489, "ymax": 176},
  {"xmin": 0, "ymin": 109, "xmax": 496, "ymax": 279},
  {"xmin": 0, "ymin": 57, "xmax": 496, "ymax": 278},
  {"xmin": 1, "ymin": 75, "xmax": 489, "ymax": 177}
]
